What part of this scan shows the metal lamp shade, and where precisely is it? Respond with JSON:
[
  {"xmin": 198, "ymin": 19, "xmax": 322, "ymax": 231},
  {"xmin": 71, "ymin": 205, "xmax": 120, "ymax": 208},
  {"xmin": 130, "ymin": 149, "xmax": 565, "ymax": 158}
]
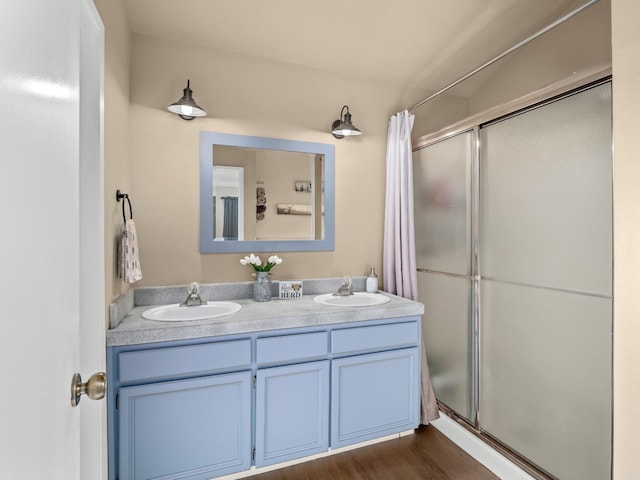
[
  {"xmin": 331, "ymin": 107, "xmax": 362, "ymax": 138},
  {"xmin": 168, "ymin": 80, "xmax": 206, "ymax": 120}
]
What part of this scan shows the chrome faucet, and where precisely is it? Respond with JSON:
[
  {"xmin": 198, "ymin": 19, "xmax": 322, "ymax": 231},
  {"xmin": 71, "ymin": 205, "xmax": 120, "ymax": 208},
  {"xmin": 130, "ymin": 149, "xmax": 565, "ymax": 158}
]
[
  {"xmin": 180, "ymin": 282, "xmax": 206, "ymax": 307},
  {"xmin": 333, "ymin": 277, "xmax": 353, "ymax": 296}
]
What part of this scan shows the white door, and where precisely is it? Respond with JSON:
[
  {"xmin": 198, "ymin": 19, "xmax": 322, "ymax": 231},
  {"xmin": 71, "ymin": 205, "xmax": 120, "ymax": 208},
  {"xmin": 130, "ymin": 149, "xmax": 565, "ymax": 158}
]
[{"xmin": 0, "ymin": 0, "xmax": 106, "ymax": 478}]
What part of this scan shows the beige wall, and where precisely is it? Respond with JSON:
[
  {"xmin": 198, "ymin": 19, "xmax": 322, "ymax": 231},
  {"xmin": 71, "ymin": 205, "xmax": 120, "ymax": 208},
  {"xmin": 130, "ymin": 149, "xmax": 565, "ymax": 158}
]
[
  {"xmin": 611, "ymin": 0, "xmax": 640, "ymax": 476},
  {"xmin": 94, "ymin": 0, "xmax": 131, "ymax": 306},
  {"xmin": 468, "ymin": 0, "xmax": 611, "ymax": 114},
  {"xmin": 128, "ymin": 33, "xmax": 432, "ymax": 286},
  {"xmin": 411, "ymin": 93, "xmax": 470, "ymax": 140}
]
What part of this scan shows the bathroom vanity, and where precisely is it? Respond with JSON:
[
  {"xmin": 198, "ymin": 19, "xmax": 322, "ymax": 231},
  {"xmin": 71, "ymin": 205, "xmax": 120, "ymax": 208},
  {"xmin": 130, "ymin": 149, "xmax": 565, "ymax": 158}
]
[{"xmin": 107, "ymin": 280, "xmax": 423, "ymax": 480}]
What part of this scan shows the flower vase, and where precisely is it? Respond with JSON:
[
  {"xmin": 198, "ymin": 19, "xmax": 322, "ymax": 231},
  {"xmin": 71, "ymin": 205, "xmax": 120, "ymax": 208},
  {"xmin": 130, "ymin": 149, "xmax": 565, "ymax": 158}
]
[{"xmin": 253, "ymin": 271, "xmax": 272, "ymax": 302}]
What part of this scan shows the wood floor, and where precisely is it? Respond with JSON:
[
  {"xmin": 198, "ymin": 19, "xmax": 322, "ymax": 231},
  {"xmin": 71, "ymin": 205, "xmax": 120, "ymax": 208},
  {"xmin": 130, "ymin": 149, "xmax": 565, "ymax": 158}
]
[{"xmin": 250, "ymin": 425, "xmax": 499, "ymax": 480}]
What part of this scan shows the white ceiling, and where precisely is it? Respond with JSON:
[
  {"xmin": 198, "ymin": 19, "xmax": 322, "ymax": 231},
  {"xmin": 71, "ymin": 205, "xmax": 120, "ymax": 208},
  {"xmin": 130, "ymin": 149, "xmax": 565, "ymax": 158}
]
[{"xmin": 125, "ymin": 0, "xmax": 586, "ymax": 93}]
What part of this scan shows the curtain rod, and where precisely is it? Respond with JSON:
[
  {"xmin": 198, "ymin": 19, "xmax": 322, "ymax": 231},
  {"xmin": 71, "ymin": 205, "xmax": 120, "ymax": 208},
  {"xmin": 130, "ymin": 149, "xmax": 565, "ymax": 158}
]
[{"xmin": 407, "ymin": 0, "xmax": 600, "ymax": 112}]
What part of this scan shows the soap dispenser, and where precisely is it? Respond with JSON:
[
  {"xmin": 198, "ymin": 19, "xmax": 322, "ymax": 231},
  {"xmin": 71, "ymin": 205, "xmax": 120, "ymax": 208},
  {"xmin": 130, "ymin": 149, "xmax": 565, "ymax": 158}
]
[{"xmin": 366, "ymin": 267, "xmax": 378, "ymax": 293}]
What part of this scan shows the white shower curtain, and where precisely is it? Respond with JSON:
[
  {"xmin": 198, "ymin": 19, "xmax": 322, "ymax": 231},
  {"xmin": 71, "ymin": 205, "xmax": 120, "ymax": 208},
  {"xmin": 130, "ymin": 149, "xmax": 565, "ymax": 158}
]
[{"xmin": 383, "ymin": 110, "xmax": 439, "ymax": 424}]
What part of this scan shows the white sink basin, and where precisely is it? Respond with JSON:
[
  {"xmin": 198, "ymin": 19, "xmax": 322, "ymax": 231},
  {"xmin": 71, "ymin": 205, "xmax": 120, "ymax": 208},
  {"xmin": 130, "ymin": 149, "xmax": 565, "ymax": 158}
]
[
  {"xmin": 142, "ymin": 301, "xmax": 242, "ymax": 322},
  {"xmin": 313, "ymin": 292, "xmax": 391, "ymax": 307}
]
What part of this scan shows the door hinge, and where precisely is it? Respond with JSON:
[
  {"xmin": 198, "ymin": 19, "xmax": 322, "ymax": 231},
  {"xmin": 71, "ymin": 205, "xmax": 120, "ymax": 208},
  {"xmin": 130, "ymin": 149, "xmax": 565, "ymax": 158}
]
[
  {"xmin": 115, "ymin": 394, "xmax": 119, "ymax": 410},
  {"xmin": 252, "ymin": 448, "xmax": 256, "ymax": 461}
]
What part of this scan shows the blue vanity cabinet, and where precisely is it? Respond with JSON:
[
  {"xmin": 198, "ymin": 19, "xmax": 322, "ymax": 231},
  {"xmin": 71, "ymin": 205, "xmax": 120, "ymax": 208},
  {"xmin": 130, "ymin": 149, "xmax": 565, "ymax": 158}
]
[
  {"xmin": 254, "ymin": 332, "xmax": 330, "ymax": 467},
  {"xmin": 109, "ymin": 338, "xmax": 253, "ymax": 480},
  {"xmin": 330, "ymin": 321, "xmax": 421, "ymax": 448},
  {"xmin": 107, "ymin": 314, "xmax": 422, "ymax": 479}
]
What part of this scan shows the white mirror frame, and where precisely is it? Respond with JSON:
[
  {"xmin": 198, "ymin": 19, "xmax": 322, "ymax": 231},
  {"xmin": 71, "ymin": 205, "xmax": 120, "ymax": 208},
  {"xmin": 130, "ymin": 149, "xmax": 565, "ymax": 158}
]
[{"xmin": 200, "ymin": 131, "xmax": 335, "ymax": 253}]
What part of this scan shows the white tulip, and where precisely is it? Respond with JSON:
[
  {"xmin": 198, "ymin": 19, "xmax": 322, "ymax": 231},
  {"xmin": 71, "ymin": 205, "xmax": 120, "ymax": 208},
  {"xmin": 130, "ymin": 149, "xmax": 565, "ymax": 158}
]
[
  {"xmin": 240, "ymin": 253, "xmax": 283, "ymax": 272},
  {"xmin": 268, "ymin": 255, "xmax": 282, "ymax": 264}
]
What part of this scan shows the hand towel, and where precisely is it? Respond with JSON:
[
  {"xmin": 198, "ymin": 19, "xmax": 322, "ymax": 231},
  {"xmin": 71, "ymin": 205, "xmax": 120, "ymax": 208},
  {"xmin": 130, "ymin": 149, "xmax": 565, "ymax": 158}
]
[{"xmin": 119, "ymin": 219, "xmax": 143, "ymax": 283}]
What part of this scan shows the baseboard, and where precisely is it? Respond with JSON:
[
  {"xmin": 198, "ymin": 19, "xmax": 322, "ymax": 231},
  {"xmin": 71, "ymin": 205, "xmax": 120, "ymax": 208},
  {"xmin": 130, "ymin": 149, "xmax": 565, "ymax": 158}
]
[
  {"xmin": 430, "ymin": 414, "xmax": 536, "ymax": 480},
  {"xmin": 217, "ymin": 430, "xmax": 413, "ymax": 480}
]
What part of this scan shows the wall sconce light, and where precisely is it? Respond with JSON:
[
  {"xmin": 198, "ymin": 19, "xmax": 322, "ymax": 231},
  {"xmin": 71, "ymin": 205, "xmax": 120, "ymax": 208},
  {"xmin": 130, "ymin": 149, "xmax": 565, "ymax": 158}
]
[
  {"xmin": 167, "ymin": 79, "xmax": 206, "ymax": 120},
  {"xmin": 331, "ymin": 105, "xmax": 362, "ymax": 139}
]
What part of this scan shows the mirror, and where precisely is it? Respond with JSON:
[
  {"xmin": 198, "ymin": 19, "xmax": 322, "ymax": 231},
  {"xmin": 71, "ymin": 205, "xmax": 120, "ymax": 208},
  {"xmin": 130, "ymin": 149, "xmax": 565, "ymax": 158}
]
[{"xmin": 200, "ymin": 131, "xmax": 335, "ymax": 253}]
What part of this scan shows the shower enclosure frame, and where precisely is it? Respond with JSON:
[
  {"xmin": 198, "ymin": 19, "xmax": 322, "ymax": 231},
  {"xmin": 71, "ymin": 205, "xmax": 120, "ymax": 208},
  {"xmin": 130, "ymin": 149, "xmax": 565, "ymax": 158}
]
[{"xmin": 412, "ymin": 71, "xmax": 613, "ymax": 480}]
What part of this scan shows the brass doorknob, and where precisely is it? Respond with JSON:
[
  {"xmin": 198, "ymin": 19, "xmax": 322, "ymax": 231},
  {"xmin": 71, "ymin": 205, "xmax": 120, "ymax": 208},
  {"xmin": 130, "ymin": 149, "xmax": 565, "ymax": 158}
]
[{"xmin": 71, "ymin": 372, "xmax": 107, "ymax": 407}]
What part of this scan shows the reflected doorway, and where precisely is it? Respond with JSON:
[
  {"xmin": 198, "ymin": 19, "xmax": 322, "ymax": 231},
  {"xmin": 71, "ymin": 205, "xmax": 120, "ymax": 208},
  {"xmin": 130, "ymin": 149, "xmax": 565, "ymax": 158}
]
[{"xmin": 213, "ymin": 166, "xmax": 244, "ymax": 241}]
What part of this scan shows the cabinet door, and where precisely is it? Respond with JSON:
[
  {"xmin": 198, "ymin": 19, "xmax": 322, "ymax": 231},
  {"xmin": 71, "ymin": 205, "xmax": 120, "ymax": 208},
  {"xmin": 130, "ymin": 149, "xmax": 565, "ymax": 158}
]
[
  {"xmin": 255, "ymin": 360, "xmax": 330, "ymax": 467},
  {"xmin": 119, "ymin": 371, "xmax": 252, "ymax": 480},
  {"xmin": 331, "ymin": 348, "xmax": 420, "ymax": 448}
]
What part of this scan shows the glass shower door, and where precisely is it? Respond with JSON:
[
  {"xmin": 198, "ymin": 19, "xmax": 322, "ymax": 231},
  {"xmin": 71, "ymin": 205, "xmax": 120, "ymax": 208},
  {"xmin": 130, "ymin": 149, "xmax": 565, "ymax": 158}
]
[
  {"xmin": 479, "ymin": 81, "xmax": 612, "ymax": 480},
  {"xmin": 413, "ymin": 131, "xmax": 475, "ymax": 422}
]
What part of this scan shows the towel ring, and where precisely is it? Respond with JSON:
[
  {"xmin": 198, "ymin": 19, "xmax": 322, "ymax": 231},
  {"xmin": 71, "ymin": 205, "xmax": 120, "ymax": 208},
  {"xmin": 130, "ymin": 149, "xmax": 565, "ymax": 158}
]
[{"xmin": 116, "ymin": 190, "xmax": 133, "ymax": 223}]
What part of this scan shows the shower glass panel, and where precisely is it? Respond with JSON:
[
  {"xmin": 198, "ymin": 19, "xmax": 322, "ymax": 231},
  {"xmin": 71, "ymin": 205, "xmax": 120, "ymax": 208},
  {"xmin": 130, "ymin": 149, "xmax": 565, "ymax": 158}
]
[
  {"xmin": 481, "ymin": 280, "xmax": 612, "ymax": 480},
  {"xmin": 479, "ymin": 81, "xmax": 612, "ymax": 480},
  {"xmin": 413, "ymin": 132, "xmax": 473, "ymax": 276},
  {"xmin": 416, "ymin": 272, "xmax": 473, "ymax": 420},
  {"xmin": 480, "ymin": 84, "xmax": 612, "ymax": 295},
  {"xmin": 413, "ymin": 130, "xmax": 474, "ymax": 423}
]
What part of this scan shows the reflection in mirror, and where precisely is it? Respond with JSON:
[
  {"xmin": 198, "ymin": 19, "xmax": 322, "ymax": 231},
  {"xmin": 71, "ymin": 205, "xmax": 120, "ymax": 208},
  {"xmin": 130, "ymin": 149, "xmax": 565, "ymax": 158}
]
[
  {"xmin": 213, "ymin": 165, "xmax": 244, "ymax": 241},
  {"xmin": 200, "ymin": 131, "xmax": 334, "ymax": 253},
  {"xmin": 213, "ymin": 146, "xmax": 323, "ymax": 242}
]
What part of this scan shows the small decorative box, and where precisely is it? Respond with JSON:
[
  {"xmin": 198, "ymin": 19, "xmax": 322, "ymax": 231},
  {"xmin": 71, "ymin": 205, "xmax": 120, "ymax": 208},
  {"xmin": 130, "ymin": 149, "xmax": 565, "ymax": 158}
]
[{"xmin": 279, "ymin": 280, "xmax": 304, "ymax": 300}]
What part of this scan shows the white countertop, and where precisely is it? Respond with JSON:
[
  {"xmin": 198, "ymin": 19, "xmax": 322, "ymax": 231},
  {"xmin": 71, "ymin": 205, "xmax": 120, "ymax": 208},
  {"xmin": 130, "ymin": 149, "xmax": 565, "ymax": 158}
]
[{"xmin": 107, "ymin": 292, "xmax": 424, "ymax": 347}]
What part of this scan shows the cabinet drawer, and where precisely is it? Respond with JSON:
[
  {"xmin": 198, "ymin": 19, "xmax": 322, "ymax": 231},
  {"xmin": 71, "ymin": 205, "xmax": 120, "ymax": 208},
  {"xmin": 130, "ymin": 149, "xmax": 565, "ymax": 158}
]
[
  {"xmin": 118, "ymin": 339, "xmax": 252, "ymax": 383},
  {"xmin": 331, "ymin": 321, "xmax": 419, "ymax": 355},
  {"xmin": 257, "ymin": 332, "xmax": 328, "ymax": 365}
]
